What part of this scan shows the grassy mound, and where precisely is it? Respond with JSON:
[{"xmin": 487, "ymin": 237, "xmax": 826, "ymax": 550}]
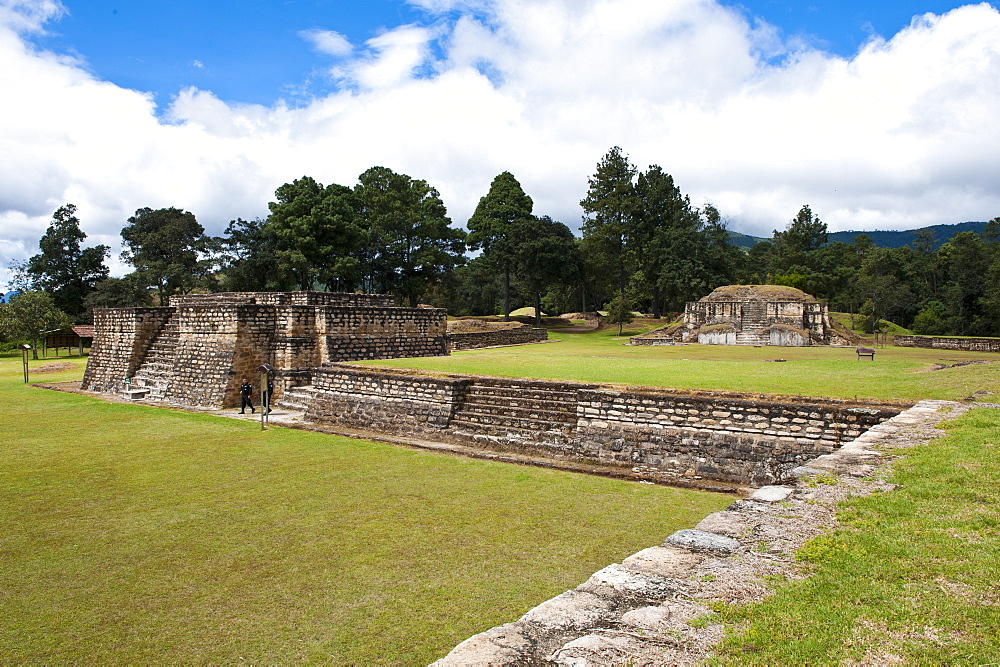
[{"xmin": 701, "ymin": 284, "xmax": 817, "ymax": 302}]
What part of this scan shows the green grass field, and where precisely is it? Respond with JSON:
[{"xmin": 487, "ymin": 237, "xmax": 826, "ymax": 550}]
[
  {"xmin": 367, "ymin": 324, "xmax": 1000, "ymax": 403},
  {"xmin": 6, "ymin": 323, "xmax": 1000, "ymax": 662},
  {"xmin": 714, "ymin": 407, "xmax": 1000, "ymax": 663},
  {"xmin": 0, "ymin": 353, "xmax": 731, "ymax": 663}
]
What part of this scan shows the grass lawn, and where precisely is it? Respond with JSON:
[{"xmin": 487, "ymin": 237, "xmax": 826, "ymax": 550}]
[
  {"xmin": 713, "ymin": 407, "xmax": 1000, "ymax": 664},
  {"xmin": 7, "ymin": 320, "xmax": 1000, "ymax": 663},
  {"xmin": 0, "ymin": 353, "xmax": 731, "ymax": 663},
  {"xmin": 367, "ymin": 324, "xmax": 1000, "ymax": 402}
]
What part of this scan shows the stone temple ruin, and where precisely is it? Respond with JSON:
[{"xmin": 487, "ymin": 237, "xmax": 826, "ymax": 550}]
[
  {"xmin": 632, "ymin": 284, "xmax": 853, "ymax": 346},
  {"xmin": 83, "ymin": 289, "xmax": 896, "ymax": 488},
  {"xmin": 82, "ymin": 291, "xmax": 448, "ymax": 408}
]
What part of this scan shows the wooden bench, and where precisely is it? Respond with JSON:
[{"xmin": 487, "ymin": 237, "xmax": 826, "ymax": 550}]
[{"xmin": 857, "ymin": 347, "xmax": 875, "ymax": 360}]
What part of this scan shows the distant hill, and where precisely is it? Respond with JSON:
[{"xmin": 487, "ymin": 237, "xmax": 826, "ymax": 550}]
[
  {"xmin": 825, "ymin": 221, "xmax": 988, "ymax": 249},
  {"xmin": 727, "ymin": 230, "xmax": 767, "ymax": 250},
  {"xmin": 729, "ymin": 221, "xmax": 990, "ymax": 251}
]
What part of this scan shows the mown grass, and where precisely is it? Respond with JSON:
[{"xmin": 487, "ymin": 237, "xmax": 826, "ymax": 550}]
[
  {"xmin": 830, "ymin": 311, "xmax": 912, "ymax": 337},
  {"xmin": 366, "ymin": 325, "xmax": 1000, "ymax": 402},
  {"xmin": 0, "ymin": 353, "xmax": 731, "ymax": 663},
  {"xmin": 712, "ymin": 407, "xmax": 1000, "ymax": 664}
]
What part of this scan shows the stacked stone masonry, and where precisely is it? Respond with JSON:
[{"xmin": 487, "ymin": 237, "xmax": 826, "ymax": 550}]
[
  {"xmin": 634, "ymin": 285, "xmax": 853, "ymax": 347},
  {"xmin": 448, "ymin": 325, "xmax": 548, "ymax": 350},
  {"xmin": 303, "ymin": 364, "xmax": 901, "ymax": 486},
  {"xmin": 82, "ymin": 291, "xmax": 448, "ymax": 408},
  {"xmin": 894, "ymin": 334, "xmax": 1000, "ymax": 352}
]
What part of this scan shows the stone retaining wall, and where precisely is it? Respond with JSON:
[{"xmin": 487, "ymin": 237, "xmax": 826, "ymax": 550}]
[
  {"xmin": 308, "ymin": 365, "xmax": 469, "ymax": 432},
  {"xmin": 448, "ymin": 325, "xmax": 548, "ymax": 350},
  {"xmin": 167, "ymin": 304, "xmax": 276, "ymax": 407},
  {"xmin": 301, "ymin": 364, "xmax": 901, "ymax": 485},
  {"xmin": 894, "ymin": 334, "xmax": 1000, "ymax": 352}
]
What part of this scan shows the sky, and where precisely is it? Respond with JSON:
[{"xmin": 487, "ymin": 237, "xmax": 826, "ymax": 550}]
[{"xmin": 2, "ymin": 0, "xmax": 999, "ymax": 288}]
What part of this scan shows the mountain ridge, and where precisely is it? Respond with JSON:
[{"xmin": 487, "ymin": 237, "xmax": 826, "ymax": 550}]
[{"xmin": 727, "ymin": 220, "xmax": 990, "ymax": 250}]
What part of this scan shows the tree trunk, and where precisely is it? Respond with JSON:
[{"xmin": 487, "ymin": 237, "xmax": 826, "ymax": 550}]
[
  {"xmin": 533, "ymin": 291, "xmax": 542, "ymax": 327},
  {"xmin": 503, "ymin": 269, "xmax": 511, "ymax": 321}
]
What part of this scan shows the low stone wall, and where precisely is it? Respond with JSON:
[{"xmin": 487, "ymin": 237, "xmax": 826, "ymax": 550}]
[
  {"xmin": 301, "ymin": 364, "xmax": 901, "ymax": 485},
  {"xmin": 324, "ymin": 334, "xmax": 449, "ymax": 363},
  {"xmin": 448, "ymin": 325, "xmax": 548, "ymax": 350},
  {"xmin": 306, "ymin": 365, "xmax": 469, "ymax": 432},
  {"xmin": 894, "ymin": 334, "xmax": 1000, "ymax": 352}
]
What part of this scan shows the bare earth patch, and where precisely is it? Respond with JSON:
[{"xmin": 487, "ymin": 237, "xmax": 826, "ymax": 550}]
[{"xmin": 31, "ymin": 362, "xmax": 76, "ymax": 374}]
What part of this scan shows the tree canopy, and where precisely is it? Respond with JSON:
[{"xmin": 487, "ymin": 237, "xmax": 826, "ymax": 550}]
[
  {"xmin": 0, "ymin": 291, "xmax": 70, "ymax": 359},
  {"xmin": 16, "ymin": 204, "xmax": 108, "ymax": 321},
  {"xmin": 121, "ymin": 207, "xmax": 210, "ymax": 305},
  {"xmin": 12, "ymin": 155, "xmax": 999, "ymax": 338},
  {"xmin": 356, "ymin": 166, "xmax": 466, "ymax": 307},
  {"xmin": 267, "ymin": 177, "xmax": 363, "ymax": 291},
  {"xmin": 467, "ymin": 171, "xmax": 534, "ymax": 319}
]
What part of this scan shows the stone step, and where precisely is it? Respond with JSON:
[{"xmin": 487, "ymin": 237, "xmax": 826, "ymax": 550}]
[
  {"xmin": 461, "ymin": 392, "xmax": 578, "ymax": 410},
  {"xmin": 132, "ymin": 375, "xmax": 170, "ymax": 391},
  {"xmin": 456, "ymin": 400, "xmax": 577, "ymax": 424},
  {"xmin": 446, "ymin": 419, "xmax": 576, "ymax": 449},
  {"xmin": 464, "ymin": 385, "xmax": 578, "ymax": 405},
  {"xmin": 277, "ymin": 387, "xmax": 316, "ymax": 411},
  {"xmin": 449, "ymin": 413, "xmax": 576, "ymax": 434}
]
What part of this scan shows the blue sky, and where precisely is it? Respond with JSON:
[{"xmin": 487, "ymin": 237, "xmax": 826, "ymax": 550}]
[
  {"xmin": 2, "ymin": 0, "xmax": 1000, "ymax": 286},
  {"xmin": 29, "ymin": 0, "xmax": 985, "ymax": 106}
]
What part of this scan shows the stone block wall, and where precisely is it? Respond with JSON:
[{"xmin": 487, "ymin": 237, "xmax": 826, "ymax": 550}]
[
  {"xmin": 894, "ymin": 335, "xmax": 1000, "ymax": 352},
  {"xmin": 82, "ymin": 308, "xmax": 175, "ymax": 391},
  {"xmin": 318, "ymin": 306, "xmax": 447, "ymax": 336},
  {"xmin": 574, "ymin": 389, "xmax": 887, "ymax": 485},
  {"xmin": 448, "ymin": 325, "xmax": 548, "ymax": 350},
  {"xmin": 306, "ymin": 365, "xmax": 469, "ymax": 432},
  {"xmin": 164, "ymin": 304, "xmax": 247, "ymax": 407},
  {"xmin": 299, "ymin": 364, "xmax": 901, "ymax": 485},
  {"xmin": 324, "ymin": 335, "xmax": 448, "ymax": 362},
  {"xmin": 169, "ymin": 291, "xmax": 395, "ymax": 308}
]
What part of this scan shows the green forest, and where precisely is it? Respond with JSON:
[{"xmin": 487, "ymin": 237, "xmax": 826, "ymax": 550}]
[{"xmin": 5, "ymin": 147, "xmax": 1000, "ymax": 344}]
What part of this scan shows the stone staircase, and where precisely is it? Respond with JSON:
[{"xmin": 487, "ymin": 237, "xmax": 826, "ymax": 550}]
[
  {"xmin": 277, "ymin": 385, "xmax": 317, "ymax": 412},
  {"xmin": 448, "ymin": 382, "xmax": 579, "ymax": 448},
  {"xmin": 128, "ymin": 317, "xmax": 180, "ymax": 401},
  {"xmin": 734, "ymin": 329, "xmax": 770, "ymax": 345},
  {"xmin": 735, "ymin": 302, "xmax": 769, "ymax": 345}
]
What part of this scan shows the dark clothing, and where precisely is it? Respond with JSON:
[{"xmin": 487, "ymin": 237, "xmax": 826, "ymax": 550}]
[
  {"xmin": 239, "ymin": 381, "xmax": 255, "ymax": 413},
  {"xmin": 262, "ymin": 380, "xmax": 274, "ymax": 413}
]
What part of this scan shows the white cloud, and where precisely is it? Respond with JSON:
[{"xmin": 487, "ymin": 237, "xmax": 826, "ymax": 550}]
[
  {"xmin": 300, "ymin": 27, "xmax": 353, "ymax": 57},
  {"xmin": 349, "ymin": 25, "xmax": 436, "ymax": 88},
  {"xmin": 2, "ymin": 0, "xmax": 1000, "ymax": 290},
  {"xmin": 0, "ymin": 0, "xmax": 64, "ymax": 34}
]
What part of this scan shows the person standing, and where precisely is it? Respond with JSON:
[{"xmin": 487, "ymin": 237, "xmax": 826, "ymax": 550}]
[
  {"xmin": 239, "ymin": 377, "xmax": 255, "ymax": 414},
  {"xmin": 262, "ymin": 377, "xmax": 274, "ymax": 414}
]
